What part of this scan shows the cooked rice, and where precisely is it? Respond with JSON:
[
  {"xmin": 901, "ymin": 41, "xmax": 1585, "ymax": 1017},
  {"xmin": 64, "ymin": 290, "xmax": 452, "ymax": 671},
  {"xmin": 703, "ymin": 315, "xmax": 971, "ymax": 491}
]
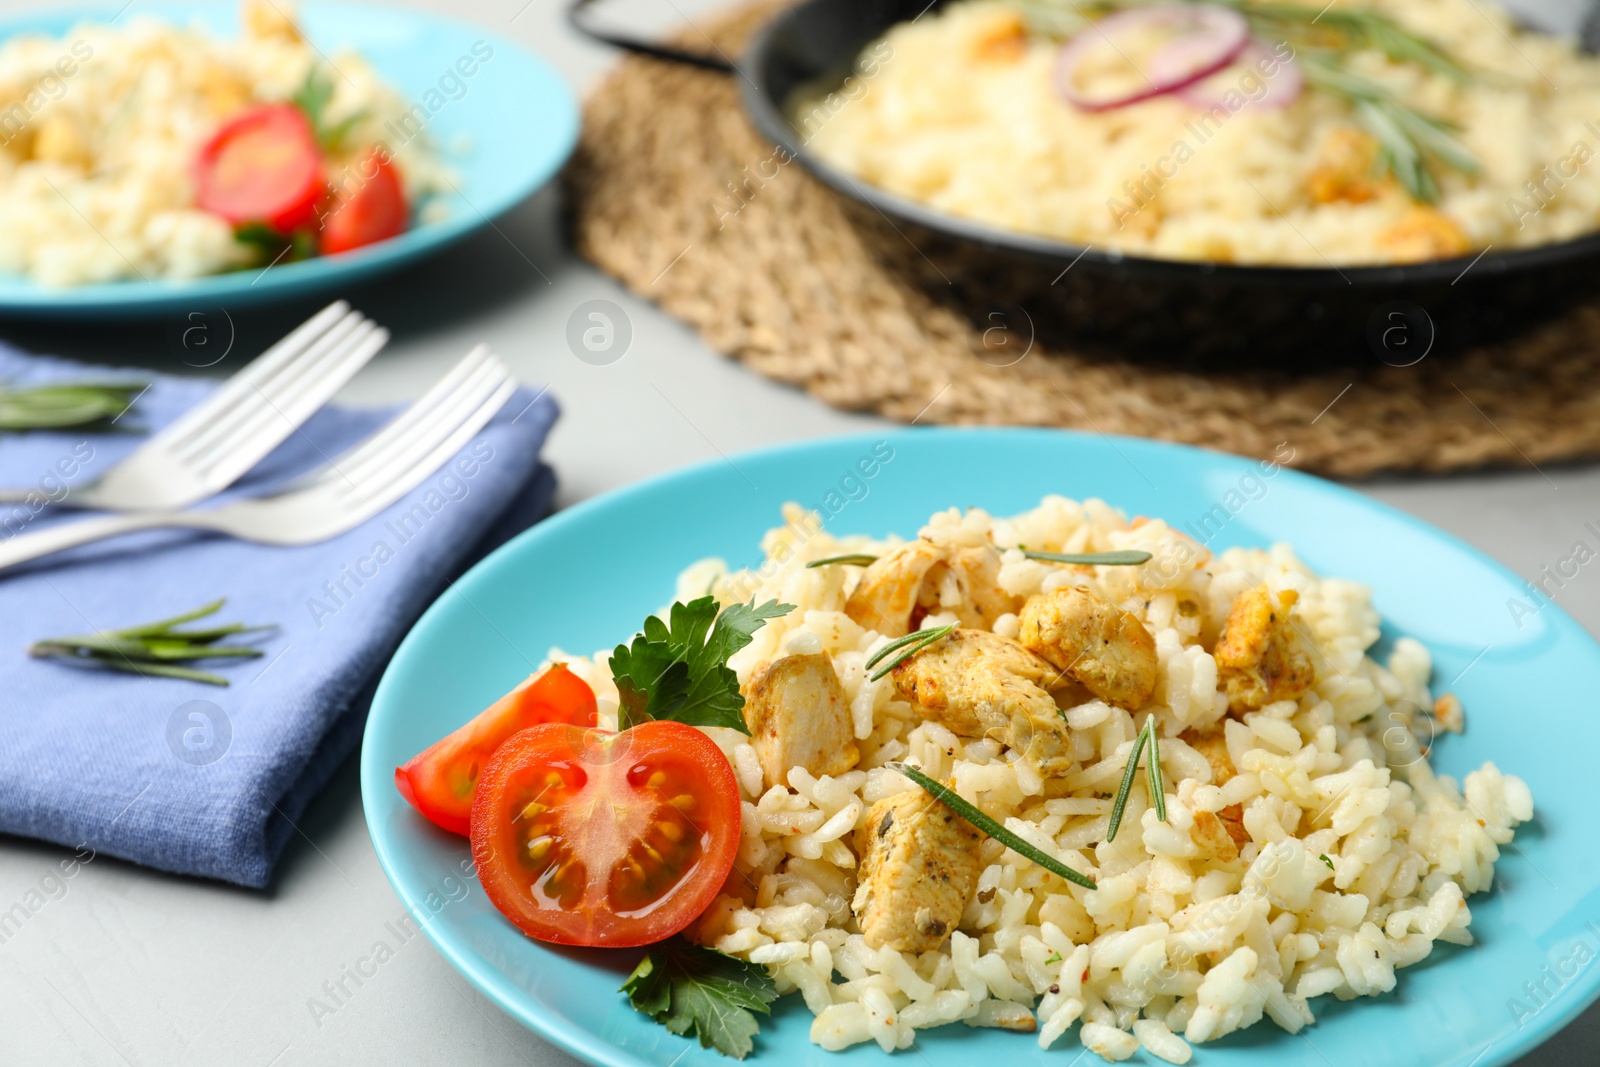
[
  {"xmin": 556, "ymin": 498, "xmax": 1532, "ymax": 1062},
  {"xmin": 795, "ymin": 0, "xmax": 1600, "ymax": 266}
]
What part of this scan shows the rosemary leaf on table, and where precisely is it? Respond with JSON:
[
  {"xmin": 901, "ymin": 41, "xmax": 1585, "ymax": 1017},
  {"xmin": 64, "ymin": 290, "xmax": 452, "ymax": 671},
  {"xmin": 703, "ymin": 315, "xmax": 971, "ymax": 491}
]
[
  {"xmin": 0, "ymin": 382, "xmax": 145, "ymax": 432},
  {"xmin": 28, "ymin": 599, "xmax": 273, "ymax": 686}
]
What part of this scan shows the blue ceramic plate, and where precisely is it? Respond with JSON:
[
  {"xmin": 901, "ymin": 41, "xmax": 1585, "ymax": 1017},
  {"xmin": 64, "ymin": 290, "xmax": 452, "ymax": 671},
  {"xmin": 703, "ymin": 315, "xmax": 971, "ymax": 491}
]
[
  {"xmin": 362, "ymin": 430, "xmax": 1600, "ymax": 1067},
  {"xmin": 0, "ymin": 2, "xmax": 576, "ymax": 317}
]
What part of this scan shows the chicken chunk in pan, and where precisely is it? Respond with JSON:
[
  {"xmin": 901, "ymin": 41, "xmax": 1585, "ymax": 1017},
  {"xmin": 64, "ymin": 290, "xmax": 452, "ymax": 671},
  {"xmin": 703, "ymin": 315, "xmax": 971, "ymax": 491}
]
[
  {"xmin": 852, "ymin": 788, "xmax": 983, "ymax": 952},
  {"xmin": 744, "ymin": 653, "xmax": 859, "ymax": 789},
  {"xmin": 845, "ymin": 540, "xmax": 1019, "ymax": 638},
  {"xmin": 1019, "ymin": 586, "xmax": 1158, "ymax": 711},
  {"xmin": 889, "ymin": 629, "xmax": 1075, "ymax": 775},
  {"xmin": 1213, "ymin": 586, "xmax": 1317, "ymax": 713}
]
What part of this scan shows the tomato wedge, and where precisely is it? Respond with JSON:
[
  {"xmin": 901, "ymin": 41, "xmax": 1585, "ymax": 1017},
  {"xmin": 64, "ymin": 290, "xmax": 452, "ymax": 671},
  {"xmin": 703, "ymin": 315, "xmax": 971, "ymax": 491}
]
[
  {"xmin": 395, "ymin": 663, "xmax": 598, "ymax": 836},
  {"xmin": 318, "ymin": 147, "xmax": 408, "ymax": 255},
  {"xmin": 471, "ymin": 721, "xmax": 741, "ymax": 947},
  {"xmin": 194, "ymin": 104, "xmax": 323, "ymax": 233}
]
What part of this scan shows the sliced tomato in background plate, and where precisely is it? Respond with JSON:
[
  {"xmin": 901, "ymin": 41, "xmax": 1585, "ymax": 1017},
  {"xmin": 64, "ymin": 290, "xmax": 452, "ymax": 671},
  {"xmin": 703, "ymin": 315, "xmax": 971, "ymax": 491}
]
[
  {"xmin": 395, "ymin": 663, "xmax": 597, "ymax": 836},
  {"xmin": 319, "ymin": 147, "xmax": 409, "ymax": 255},
  {"xmin": 194, "ymin": 104, "xmax": 324, "ymax": 233},
  {"xmin": 470, "ymin": 721, "xmax": 741, "ymax": 948}
]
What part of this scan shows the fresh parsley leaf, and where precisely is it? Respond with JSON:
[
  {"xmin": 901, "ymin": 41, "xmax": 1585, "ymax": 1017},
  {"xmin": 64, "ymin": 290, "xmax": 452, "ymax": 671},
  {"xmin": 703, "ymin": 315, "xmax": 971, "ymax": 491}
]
[
  {"xmin": 292, "ymin": 65, "xmax": 334, "ymax": 130},
  {"xmin": 621, "ymin": 940, "xmax": 778, "ymax": 1060},
  {"xmin": 291, "ymin": 64, "xmax": 366, "ymax": 152},
  {"xmin": 319, "ymin": 108, "xmax": 367, "ymax": 153},
  {"xmin": 609, "ymin": 596, "xmax": 794, "ymax": 733},
  {"xmin": 232, "ymin": 222, "xmax": 317, "ymax": 266},
  {"xmin": 1319, "ymin": 853, "xmax": 1335, "ymax": 871}
]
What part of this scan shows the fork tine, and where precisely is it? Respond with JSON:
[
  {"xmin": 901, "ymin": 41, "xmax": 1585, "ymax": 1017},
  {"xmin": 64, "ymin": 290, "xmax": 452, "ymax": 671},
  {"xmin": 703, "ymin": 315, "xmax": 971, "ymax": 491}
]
[
  {"xmin": 157, "ymin": 300, "xmax": 350, "ymax": 448},
  {"xmin": 192, "ymin": 324, "xmax": 391, "ymax": 485},
  {"xmin": 176, "ymin": 311, "xmax": 367, "ymax": 461},
  {"xmin": 333, "ymin": 353, "xmax": 502, "ymax": 489},
  {"xmin": 302, "ymin": 344, "xmax": 493, "ymax": 487},
  {"xmin": 341, "ymin": 371, "xmax": 516, "ymax": 520},
  {"xmin": 339, "ymin": 358, "xmax": 511, "ymax": 497}
]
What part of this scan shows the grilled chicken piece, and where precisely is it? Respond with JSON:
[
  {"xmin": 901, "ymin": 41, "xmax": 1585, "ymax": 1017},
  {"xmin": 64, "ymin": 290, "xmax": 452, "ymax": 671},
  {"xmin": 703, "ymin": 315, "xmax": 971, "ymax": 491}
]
[
  {"xmin": 744, "ymin": 653, "xmax": 859, "ymax": 789},
  {"xmin": 844, "ymin": 540, "xmax": 1019, "ymax": 638},
  {"xmin": 243, "ymin": 0, "xmax": 304, "ymax": 40},
  {"xmin": 945, "ymin": 546, "xmax": 1022, "ymax": 632},
  {"xmin": 968, "ymin": 8, "xmax": 1029, "ymax": 63},
  {"xmin": 1375, "ymin": 206, "xmax": 1472, "ymax": 263},
  {"xmin": 1213, "ymin": 586, "xmax": 1316, "ymax": 713},
  {"xmin": 1018, "ymin": 587, "xmax": 1158, "ymax": 710},
  {"xmin": 852, "ymin": 789, "xmax": 983, "ymax": 952},
  {"xmin": 1305, "ymin": 127, "xmax": 1382, "ymax": 205},
  {"xmin": 1181, "ymin": 728, "xmax": 1249, "ymax": 857},
  {"xmin": 889, "ymin": 629, "xmax": 1074, "ymax": 775},
  {"xmin": 1181, "ymin": 727, "xmax": 1236, "ymax": 786}
]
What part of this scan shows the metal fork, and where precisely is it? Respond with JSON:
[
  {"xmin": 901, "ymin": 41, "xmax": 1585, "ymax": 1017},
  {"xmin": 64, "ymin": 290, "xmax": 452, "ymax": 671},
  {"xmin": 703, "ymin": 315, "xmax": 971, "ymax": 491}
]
[
  {"xmin": 0, "ymin": 300, "xmax": 389, "ymax": 511},
  {"xmin": 0, "ymin": 346, "xmax": 515, "ymax": 573}
]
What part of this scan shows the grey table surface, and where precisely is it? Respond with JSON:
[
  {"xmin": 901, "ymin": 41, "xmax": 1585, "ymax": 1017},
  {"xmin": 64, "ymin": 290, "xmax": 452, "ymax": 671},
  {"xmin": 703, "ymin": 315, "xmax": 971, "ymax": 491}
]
[{"xmin": 0, "ymin": 0, "xmax": 1597, "ymax": 1063}]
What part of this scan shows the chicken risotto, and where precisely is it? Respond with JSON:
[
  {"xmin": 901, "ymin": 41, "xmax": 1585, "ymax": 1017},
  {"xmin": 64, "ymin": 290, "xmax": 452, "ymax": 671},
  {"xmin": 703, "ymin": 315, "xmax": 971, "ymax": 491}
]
[
  {"xmin": 0, "ymin": 0, "xmax": 449, "ymax": 286},
  {"xmin": 556, "ymin": 499, "xmax": 1531, "ymax": 1061},
  {"xmin": 794, "ymin": 0, "xmax": 1600, "ymax": 266},
  {"xmin": 399, "ymin": 495, "xmax": 1531, "ymax": 1063}
]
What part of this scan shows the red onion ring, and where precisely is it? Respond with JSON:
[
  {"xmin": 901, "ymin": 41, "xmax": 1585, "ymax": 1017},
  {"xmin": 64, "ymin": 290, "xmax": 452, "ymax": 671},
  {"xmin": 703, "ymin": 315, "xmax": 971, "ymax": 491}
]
[
  {"xmin": 1173, "ymin": 39, "xmax": 1304, "ymax": 110},
  {"xmin": 1053, "ymin": 4, "xmax": 1250, "ymax": 113}
]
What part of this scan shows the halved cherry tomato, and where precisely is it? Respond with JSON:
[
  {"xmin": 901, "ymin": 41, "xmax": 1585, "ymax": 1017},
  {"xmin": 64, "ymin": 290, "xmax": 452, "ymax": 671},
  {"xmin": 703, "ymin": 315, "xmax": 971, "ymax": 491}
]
[
  {"xmin": 318, "ymin": 147, "xmax": 408, "ymax": 255},
  {"xmin": 395, "ymin": 663, "xmax": 598, "ymax": 836},
  {"xmin": 471, "ymin": 721, "xmax": 741, "ymax": 947},
  {"xmin": 194, "ymin": 104, "xmax": 323, "ymax": 233}
]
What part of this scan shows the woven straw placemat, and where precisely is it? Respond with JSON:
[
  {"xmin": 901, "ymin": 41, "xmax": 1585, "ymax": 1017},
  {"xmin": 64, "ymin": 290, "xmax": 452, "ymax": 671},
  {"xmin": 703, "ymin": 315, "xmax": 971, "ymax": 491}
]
[{"xmin": 564, "ymin": 0, "xmax": 1600, "ymax": 477}]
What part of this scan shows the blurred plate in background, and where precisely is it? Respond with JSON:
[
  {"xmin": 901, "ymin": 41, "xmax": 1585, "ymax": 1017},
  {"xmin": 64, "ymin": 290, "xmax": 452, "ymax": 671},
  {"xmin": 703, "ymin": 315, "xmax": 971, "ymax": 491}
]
[{"xmin": 0, "ymin": 1, "xmax": 577, "ymax": 318}]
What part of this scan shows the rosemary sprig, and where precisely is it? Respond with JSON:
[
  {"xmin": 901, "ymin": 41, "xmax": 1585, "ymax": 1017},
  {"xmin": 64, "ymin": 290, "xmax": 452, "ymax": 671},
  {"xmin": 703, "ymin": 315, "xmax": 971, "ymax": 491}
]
[
  {"xmin": 0, "ymin": 381, "xmax": 144, "ymax": 432},
  {"xmin": 28, "ymin": 599, "xmax": 272, "ymax": 686},
  {"xmin": 1218, "ymin": 2, "xmax": 1479, "ymax": 200},
  {"xmin": 890, "ymin": 762, "xmax": 1097, "ymax": 889},
  {"xmin": 1236, "ymin": 2, "xmax": 1470, "ymax": 82},
  {"xmin": 864, "ymin": 624, "xmax": 955, "ymax": 681},
  {"xmin": 1021, "ymin": 549, "xmax": 1153, "ymax": 566},
  {"xmin": 1106, "ymin": 720, "xmax": 1149, "ymax": 842},
  {"xmin": 809, "ymin": 549, "xmax": 1155, "ymax": 567},
  {"xmin": 1107, "ymin": 716, "xmax": 1166, "ymax": 840},
  {"xmin": 1019, "ymin": 0, "xmax": 1479, "ymax": 202},
  {"xmin": 1145, "ymin": 717, "xmax": 1167, "ymax": 822},
  {"xmin": 1299, "ymin": 55, "xmax": 1477, "ymax": 203},
  {"xmin": 805, "ymin": 554, "xmax": 880, "ymax": 569}
]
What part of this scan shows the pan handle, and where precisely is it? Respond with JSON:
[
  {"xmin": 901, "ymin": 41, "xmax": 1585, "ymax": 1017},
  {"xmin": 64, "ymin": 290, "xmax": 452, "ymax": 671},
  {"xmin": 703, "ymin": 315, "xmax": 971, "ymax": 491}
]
[{"xmin": 567, "ymin": 0, "xmax": 737, "ymax": 72}]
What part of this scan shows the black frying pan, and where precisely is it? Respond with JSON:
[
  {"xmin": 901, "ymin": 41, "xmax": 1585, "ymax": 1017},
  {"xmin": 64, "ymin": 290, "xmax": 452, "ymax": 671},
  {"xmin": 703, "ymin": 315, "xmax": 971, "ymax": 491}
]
[{"xmin": 571, "ymin": 0, "xmax": 1600, "ymax": 366}]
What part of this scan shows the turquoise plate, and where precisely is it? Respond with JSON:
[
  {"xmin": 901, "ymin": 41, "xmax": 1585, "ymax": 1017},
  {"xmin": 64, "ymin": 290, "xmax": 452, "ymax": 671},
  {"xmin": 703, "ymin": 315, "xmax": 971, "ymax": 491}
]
[
  {"xmin": 0, "ymin": 1, "xmax": 576, "ymax": 317},
  {"xmin": 362, "ymin": 430, "xmax": 1600, "ymax": 1067}
]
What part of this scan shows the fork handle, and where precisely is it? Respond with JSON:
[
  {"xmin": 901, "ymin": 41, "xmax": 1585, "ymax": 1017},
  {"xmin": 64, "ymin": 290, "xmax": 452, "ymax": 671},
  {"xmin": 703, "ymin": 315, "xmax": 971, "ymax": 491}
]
[{"xmin": 0, "ymin": 510, "xmax": 215, "ymax": 573}]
